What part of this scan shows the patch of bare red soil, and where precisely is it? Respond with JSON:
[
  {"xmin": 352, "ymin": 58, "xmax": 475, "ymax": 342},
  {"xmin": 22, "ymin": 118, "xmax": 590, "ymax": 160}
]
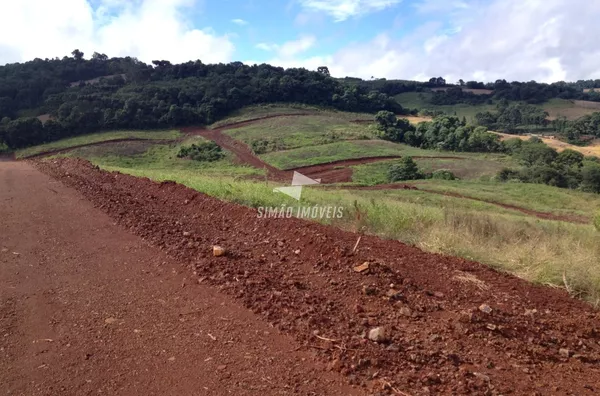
[{"xmin": 34, "ymin": 158, "xmax": 600, "ymax": 395}]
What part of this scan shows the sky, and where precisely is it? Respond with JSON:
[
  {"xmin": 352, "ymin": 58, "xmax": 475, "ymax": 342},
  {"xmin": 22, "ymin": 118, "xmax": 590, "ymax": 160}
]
[{"xmin": 1, "ymin": 0, "xmax": 599, "ymax": 83}]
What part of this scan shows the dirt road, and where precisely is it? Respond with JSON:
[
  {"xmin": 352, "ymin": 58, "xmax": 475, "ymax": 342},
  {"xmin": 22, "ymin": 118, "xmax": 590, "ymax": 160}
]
[
  {"xmin": 0, "ymin": 160, "xmax": 358, "ymax": 396},
  {"xmin": 25, "ymin": 157, "xmax": 600, "ymax": 395}
]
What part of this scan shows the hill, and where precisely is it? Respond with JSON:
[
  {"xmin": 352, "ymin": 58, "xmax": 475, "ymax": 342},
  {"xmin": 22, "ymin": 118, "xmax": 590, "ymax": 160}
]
[{"xmin": 21, "ymin": 105, "xmax": 600, "ymax": 305}]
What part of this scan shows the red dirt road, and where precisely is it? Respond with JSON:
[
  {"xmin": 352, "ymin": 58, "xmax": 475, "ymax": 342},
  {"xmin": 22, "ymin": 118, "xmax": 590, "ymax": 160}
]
[
  {"xmin": 28, "ymin": 158, "xmax": 600, "ymax": 395},
  {"xmin": 0, "ymin": 160, "xmax": 358, "ymax": 396}
]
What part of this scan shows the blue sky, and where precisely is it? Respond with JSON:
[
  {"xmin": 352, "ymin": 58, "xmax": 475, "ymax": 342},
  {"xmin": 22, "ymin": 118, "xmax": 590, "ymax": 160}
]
[{"xmin": 1, "ymin": 0, "xmax": 600, "ymax": 83}]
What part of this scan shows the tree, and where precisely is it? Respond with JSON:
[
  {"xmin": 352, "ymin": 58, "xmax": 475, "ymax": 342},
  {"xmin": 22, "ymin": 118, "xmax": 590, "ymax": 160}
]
[
  {"xmin": 317, "ymin": 66, "xmax": 330, "ymax": 76},
  {"xmin": 581, "ymin": 162, "xmax": 600, "ymax": 193},
  {"xmin": 458, "ymin": 79, "xmax": 465, "ymax": 86},
  {"xmin": 92, "ymin": 52, "xmax": 108, "ymax": 61},
  {"xmin": 71, "ymin": 49, "xmax": 84, "ymax": 61},
  {"xmin": 555, "ymin": 149, "xmax": 584, "ymax": 168},
  {"xmin": 388, "ymin": 157, "xmax": 423, "ymax": 181},
  {"xmin": 374, "ymin": 111, "xmax": 415, "ymax": 142}
]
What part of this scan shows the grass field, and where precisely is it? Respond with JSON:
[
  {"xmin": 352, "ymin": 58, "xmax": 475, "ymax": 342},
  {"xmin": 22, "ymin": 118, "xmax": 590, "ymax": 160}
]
[
  {"xmin": 351, "ymin": 154, "xmax": 513, "ymax": 185},
  {"xmin": 210, "ymin": 103, "xmax": 373, "ymax": 128},
  {"xmin": 394, "ymin": 92, "xmax": 496, "ymax": 122},
  {"xmin": 259, "ymin": 140, "xmax": 471, "ymax": 169},
  {"xmin": 224, "ymin": 114, "xmax": 375, "ymax": 151},
  {"xmin": 16, "ymin": 130, "xmax": 182, "ymax": 159}
]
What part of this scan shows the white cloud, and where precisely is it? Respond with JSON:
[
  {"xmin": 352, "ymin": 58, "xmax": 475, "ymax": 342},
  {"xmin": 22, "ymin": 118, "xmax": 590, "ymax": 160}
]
[
  {"xmin": 0, "ymin": 0, "xmax": 234, "ymax": 65},
  {"xmin": 254, "ymin": 36, "xmax": 316, "ymax": 58},
  {"xmin": 231, "ymin": 18, "xmax": 248, "ymax": 25},
  {"xmin": 256, "ymin": 43, "xmax": 278, "ymax": 51},
  {"xmin": 298, "ymin": 0, "xmax": 403, "ymax": 22},
  {"xmin": 278, "ymin": 0, "xmax": 600, "ymax": 83}
]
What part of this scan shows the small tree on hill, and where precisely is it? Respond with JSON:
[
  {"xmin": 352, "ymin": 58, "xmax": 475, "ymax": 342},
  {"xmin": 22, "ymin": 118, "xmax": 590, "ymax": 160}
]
[{"xmin": 388, "ymin": 157, "xmax": 423, "ymax": 182}]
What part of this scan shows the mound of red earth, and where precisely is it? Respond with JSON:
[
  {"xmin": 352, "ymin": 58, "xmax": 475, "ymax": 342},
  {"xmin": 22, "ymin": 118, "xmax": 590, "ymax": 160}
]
[{"xmin": 35, "ymin": 158, "xmax": 600, "ymax": 395}]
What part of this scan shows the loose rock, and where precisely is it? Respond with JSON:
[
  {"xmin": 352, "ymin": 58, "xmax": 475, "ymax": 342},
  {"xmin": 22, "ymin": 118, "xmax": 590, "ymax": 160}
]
[
  {"xmin": 213, "ymin": 246, "xmax": 226, "ymax": 257},
  {"xmin": 368, "ymin": 327, "xmax": 389, "ymax": 343},
  {"xmin": 479, "ymin": 304, "xmax": 492, "ymax": 314}
]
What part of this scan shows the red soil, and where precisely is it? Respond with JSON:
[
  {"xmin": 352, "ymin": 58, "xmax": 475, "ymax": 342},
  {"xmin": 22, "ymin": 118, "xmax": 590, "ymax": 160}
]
[{"xmin": 30, "ymin": 157, "xmax": 600, "ymax": 395}]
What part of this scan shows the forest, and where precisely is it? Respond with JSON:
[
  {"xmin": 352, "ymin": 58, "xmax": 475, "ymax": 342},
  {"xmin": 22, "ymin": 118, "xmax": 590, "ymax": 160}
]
[{"xmin": 0, "ymin": 50, "xmax": 405, "ymax": 149}]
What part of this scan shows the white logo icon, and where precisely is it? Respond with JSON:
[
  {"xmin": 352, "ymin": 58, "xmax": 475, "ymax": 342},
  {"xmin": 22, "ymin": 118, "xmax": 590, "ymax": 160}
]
[{"xmin": 273, "ymin": 171, "xmax": 321, "ymax": 200}]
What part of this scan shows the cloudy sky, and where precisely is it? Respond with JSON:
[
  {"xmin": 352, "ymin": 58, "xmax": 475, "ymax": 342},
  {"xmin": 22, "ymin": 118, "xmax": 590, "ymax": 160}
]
[{"xmin": 1, "ymin": 0, "xmax": 599, "ymax": 83}]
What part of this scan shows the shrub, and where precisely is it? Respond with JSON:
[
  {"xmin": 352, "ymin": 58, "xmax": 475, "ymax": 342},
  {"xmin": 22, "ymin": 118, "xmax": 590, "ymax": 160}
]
[
  {"xmin": 250, "ymin": 138, "xmax": 285, "ymax": 154},
  {"xmin": 0, "ymin": 141, "xmax": 9, "ymax": 153},
  {"xmin": 496, "ymin": 168, "xmax": 521, "ymax": 182},
  {"xmin": 177, "ymin": 141, "xmax": 224, "ymax": 162},
  {"xmin": 594, "ymin": 211, "xmax": 600, "ymax": 231},
  {"xmin": 431, "ymin": 169, "xmax": 457, "ymax": 180},
  {"xmin": 388, "ymin": 157, "xmax": 424, "ymax": 182}
]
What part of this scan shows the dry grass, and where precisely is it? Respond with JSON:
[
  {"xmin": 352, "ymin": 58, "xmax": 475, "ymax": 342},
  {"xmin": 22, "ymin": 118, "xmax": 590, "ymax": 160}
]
[
  {"xmin": 583, "ymin": 88, "xmax": 600, "ymax": 93},
  {"xmin": 403, "ymin": 115, "xmax": 432, "ymax": 124},
  {"xmin": 491, "ymin": 131, "xmax": 600, "ymax": 157},
  {"xmin": 543, "ymin": 99, "xmax": 600, "ymax": 120},
  {"xmin": 452, "ymin": 271, "xmax": 489, "ymax": 291}
]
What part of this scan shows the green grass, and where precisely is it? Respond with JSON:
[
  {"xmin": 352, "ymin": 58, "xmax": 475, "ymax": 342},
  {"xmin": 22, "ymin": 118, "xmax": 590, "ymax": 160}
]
[
  {"xmin": 67, "ymin": 137, "xmax": 263, "ymax": 179},
  {"xmin": 224, "ymin": 115, "xmax": 376, "ymax": 151},
  {"xmin": 210, "ymin": 103, "xmax": 373, "ymax": 128},
  {"xmin": 411, "ymin": 179, "xmax": 600, "ymax": 218},
  {"xmin": 350, "ymin": 155, "xmax": 512, "ymax": 185},
  {"xmin": 16, "ymin": 130, "xmax": 182, "ymax": 159},
  {"xmin": 394, "ymin": 92, "xmax": 496, "ymax": 122}
]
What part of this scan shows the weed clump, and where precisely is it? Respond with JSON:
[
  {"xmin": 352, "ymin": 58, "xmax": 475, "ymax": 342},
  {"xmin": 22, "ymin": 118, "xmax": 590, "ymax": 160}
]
[{"xmin": 177, "ymin": 141, "xmax": 224, "ymax": 162}]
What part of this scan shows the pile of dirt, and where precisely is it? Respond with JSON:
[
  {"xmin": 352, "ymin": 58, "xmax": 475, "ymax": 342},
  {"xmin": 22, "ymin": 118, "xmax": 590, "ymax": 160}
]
[{"xmin": 35, "ymin": 158, "xmax": 600, "ymax": 395}]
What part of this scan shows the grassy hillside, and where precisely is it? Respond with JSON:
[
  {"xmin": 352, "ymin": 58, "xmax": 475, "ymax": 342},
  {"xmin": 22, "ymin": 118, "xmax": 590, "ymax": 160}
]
[
  {"xmin": 395, "ymin": 92, "xmax": 496, "ymax": 122},
  {"xmin": 25, "ymin": 105, "xmax": 600, "ymax": 304},
  {"xmin": 16, "ymin": 130, "xmax": 182, "ymax": 159}
]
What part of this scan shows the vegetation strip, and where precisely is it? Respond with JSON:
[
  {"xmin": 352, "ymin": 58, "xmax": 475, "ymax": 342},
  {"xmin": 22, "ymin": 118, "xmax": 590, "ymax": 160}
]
[
  {"xmin": 340, "ymin": 184, "xmax": 588, "ymax": 224},
  {"xmin": 20, "ymin": 138, "xmax": 177, "ymax": 159}
]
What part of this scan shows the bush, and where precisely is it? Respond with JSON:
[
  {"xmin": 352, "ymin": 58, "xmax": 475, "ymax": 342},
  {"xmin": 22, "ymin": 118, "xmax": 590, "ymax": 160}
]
[
  {"xmin": 177, "ymin": 141, "xmax": 224, "ymax": 162},
  {"xmin": 0, "ymin": 141, "xmax": 9, "ymax": 153},
  {"xmin": 594, "ymin": 211, "xmax": 600, "ymax": 231},
  {"xmin": 250, "ymin": 138, "xmax": 285, "ymax": 154},
  {"xmin": 496, "ymin": 168, "xmax": 521, "ymax": 182},
  {"xmin": 388, "ymin": 157, "xmax": 424, "ymax": 182},
  {"xmin": 430, "ymin": 169, "xmax": 457, "ymax": 180}
]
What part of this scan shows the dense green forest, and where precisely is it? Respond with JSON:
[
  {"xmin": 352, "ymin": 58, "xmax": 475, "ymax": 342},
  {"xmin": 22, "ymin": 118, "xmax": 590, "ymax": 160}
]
[{"xmin": 0, "ymin": 50, "xmax": 405, "ymax": 149}]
